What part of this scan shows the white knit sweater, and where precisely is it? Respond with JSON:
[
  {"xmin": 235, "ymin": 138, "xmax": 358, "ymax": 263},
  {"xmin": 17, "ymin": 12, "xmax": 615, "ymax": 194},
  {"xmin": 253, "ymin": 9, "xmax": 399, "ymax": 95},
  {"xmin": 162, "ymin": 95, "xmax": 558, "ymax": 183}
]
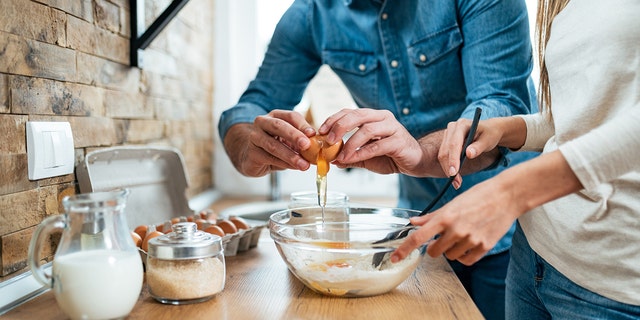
[{"xmin": 517, "ymin": 0, "xmax": 640, "ymax": 305}]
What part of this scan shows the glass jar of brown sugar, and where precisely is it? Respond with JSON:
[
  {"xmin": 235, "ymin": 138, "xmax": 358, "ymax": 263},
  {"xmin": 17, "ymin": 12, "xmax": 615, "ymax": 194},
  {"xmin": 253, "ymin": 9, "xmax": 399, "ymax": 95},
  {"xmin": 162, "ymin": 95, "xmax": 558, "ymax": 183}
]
[{"xmin": 146, "ymin": 222, "xmax": 225, "ymax": 304}]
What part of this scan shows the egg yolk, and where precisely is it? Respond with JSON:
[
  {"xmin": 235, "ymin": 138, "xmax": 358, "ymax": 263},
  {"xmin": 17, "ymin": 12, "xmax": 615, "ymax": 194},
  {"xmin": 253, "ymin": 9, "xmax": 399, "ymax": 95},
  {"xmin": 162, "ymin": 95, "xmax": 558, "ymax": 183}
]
[
  {"xmin": 314, "ymin": 241, "xmax": 352, "ymax": 249},
  {"xmin": 316, "ymin": 149, "xmax": 330, "ymax": 177},
  {"xmin": 325, "ymin": 260, "xmax": 352, "ymax": 268},
  {"xmin": 308, "ymin": 259, "xmax": 353, "ymax": 272}
]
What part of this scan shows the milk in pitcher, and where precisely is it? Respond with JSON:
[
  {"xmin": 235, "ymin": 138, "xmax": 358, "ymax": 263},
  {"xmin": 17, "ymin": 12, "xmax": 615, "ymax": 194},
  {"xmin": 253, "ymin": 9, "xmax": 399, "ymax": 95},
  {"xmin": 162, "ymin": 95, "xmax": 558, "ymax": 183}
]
[{"xmin": 52, "ymin": 249, "xmax": 143, "ymax": 320}]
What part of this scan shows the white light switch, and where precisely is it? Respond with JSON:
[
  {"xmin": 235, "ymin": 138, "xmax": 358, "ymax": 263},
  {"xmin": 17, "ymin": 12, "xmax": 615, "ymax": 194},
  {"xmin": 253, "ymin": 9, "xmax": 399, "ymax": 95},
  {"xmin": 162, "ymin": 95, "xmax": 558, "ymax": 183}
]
[{"xmin": 27, "ymin": 121, "xmax": 74, "ymax": 180}]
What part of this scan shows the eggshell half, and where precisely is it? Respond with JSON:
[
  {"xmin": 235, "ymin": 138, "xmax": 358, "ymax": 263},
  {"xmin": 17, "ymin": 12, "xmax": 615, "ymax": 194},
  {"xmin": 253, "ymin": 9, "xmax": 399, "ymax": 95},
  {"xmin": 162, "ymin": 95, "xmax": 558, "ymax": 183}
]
[{"xmin": 300, "ymin": 135, "xmax": 343, "ymax": 164}]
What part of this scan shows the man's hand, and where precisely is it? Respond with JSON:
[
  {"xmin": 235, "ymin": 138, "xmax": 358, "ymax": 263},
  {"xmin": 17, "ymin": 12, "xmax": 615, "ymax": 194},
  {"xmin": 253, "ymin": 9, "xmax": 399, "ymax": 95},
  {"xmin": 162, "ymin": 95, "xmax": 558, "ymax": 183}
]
[
  {"xmin": 223, "ymin": 110, "xmax": 316, "ymax": 177},
  {"xmin": 318, "ymin": 108, "xmax": 436, "ymax": 176}
]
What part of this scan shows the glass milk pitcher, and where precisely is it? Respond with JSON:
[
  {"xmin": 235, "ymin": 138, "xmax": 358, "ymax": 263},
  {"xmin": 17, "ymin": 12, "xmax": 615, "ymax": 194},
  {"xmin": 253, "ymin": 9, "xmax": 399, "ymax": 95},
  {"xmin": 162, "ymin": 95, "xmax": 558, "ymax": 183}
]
[{"xmin": 28, "ymin": 189, "xmax": 143, "ymax": 320}]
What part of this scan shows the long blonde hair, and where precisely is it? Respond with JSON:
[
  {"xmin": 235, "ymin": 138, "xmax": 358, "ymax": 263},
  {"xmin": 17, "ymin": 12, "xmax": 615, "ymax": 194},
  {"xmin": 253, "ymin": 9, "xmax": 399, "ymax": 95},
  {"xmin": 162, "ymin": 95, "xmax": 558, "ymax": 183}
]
[{"xmin": 535, "ymin": 0, "xmax": 571, "ymax": 114}]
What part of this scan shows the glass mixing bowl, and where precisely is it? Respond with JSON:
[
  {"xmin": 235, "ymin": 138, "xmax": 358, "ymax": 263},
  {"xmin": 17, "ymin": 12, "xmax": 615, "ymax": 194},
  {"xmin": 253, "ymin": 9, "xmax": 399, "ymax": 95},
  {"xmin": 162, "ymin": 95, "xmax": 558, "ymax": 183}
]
[{"xmin": 269, "ymin": 205, "xmax": 426, "ymax": 297}]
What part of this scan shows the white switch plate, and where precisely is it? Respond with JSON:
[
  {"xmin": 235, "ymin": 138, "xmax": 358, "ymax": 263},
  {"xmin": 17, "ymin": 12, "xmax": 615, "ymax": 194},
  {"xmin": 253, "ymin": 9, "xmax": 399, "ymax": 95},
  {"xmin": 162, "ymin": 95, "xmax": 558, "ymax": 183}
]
[{"xmin": 26, "ymin": 121, "xmax": 74, "ymax": 180}]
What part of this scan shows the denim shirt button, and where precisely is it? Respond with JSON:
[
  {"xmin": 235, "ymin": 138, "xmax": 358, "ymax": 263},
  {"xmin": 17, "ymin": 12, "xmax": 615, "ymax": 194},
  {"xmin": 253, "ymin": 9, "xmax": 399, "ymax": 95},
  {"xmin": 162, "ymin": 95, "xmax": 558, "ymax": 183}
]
[
  {"xmin": 402, "ymin": 108, "xmax": 410, "ymax": 115},
  {"xmin": 358, "ymin": 64, "xmax": 366, "ymax": 71},
  {"xmin": 381, "ymin": 13, "xmax": 388, "ymax": 20},
  {"xmin": 419, "ymin": 54, "xmax": 427, "ymax": 62},
  {"xmin": 390, "ymin": 60, "xmax": 398, "ymax": 68}
]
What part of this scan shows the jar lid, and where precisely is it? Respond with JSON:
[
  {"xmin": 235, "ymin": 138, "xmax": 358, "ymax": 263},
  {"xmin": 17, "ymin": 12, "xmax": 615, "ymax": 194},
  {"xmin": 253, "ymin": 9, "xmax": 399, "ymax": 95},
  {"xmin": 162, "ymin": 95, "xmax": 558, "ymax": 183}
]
[{"xmin": 148, "ymin": 222, "xmax": 223, "ymax": 259}]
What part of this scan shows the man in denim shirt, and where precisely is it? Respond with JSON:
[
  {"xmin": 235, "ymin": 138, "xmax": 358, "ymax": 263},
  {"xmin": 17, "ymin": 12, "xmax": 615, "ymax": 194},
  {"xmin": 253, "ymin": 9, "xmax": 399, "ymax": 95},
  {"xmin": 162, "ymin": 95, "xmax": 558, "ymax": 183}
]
[{"xmin": 219, "ymin": 1, "xmax": 537, "ymax": 318}]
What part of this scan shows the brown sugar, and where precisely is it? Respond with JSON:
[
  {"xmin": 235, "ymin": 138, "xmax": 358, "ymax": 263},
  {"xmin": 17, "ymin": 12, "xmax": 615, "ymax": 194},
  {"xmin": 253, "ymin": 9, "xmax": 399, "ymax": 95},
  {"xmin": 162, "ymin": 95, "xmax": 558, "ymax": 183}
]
[{"xmin": 146, "ymin": 256, "xmax": 225, "ymax": 301}]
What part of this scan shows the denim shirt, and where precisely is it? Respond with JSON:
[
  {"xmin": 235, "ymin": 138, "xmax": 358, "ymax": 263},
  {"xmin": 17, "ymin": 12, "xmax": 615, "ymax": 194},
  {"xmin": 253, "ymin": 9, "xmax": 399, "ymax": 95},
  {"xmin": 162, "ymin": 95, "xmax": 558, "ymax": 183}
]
[{"xmin": 219, "ymin": 0, "xmax": 538, "ymax": 255}]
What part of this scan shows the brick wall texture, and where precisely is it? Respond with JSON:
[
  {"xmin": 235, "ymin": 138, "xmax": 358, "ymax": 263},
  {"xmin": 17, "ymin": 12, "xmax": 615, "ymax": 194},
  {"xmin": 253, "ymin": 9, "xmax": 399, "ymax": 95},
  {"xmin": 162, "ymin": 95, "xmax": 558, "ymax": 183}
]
[{"xmin": 0, "ymin": 0, "xmax": 215, "ymax": 278}]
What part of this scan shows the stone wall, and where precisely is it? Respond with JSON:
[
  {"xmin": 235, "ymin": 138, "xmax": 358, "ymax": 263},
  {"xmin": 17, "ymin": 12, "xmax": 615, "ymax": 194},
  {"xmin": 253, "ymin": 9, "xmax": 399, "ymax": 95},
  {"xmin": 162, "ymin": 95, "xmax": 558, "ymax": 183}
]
[{"xmin": 0, "ymin": 0, "xmax": 215, "ymax": 278}]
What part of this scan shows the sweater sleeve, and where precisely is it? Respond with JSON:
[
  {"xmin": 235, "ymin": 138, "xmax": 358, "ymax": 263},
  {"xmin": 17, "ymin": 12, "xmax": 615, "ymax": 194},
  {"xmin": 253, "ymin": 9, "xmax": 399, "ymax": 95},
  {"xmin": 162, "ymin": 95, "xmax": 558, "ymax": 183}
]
[
  {"xmin": 559, "ymin": 104, "xmax": 640, "ymax": 191},
  {"xmin": 514, "ymin": 113, "xmax": 555, "ymax": 152}
]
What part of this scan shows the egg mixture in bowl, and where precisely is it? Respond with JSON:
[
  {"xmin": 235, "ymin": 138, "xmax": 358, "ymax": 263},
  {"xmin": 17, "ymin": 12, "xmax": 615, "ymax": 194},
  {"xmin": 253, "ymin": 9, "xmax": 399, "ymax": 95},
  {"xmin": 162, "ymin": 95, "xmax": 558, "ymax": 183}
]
[{"xmin": 269, "ymin": 206, "xmax": 426, "ymax": 297}]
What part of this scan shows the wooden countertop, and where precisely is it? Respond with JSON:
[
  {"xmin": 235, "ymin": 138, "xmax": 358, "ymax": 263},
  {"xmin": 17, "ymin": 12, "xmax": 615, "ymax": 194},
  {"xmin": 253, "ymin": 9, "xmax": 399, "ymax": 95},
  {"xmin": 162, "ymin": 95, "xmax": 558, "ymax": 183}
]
[{"xmin": 3, "ymin": 198, "xmax": 484, "ymax": 320}]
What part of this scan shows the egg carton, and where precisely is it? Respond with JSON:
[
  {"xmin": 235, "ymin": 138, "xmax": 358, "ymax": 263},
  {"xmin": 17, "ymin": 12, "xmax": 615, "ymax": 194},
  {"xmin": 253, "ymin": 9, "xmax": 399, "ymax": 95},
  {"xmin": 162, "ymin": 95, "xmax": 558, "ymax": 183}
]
[
  {"xmin": 159, "ymin": 214, "xmax": 264, "ymax": 256},
  {"xmin": 76, "ymin": 146, "xmax": 265, "ymax": 258},
  {"xmin": 134, "ymin": 215, "xmax": 266, "ymax": 272}
]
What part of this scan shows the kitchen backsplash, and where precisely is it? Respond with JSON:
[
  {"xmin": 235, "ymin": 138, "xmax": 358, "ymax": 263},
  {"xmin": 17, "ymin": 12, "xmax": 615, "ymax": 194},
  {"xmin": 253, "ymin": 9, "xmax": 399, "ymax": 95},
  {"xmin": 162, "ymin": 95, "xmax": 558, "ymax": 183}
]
[{"xmin": 0, "ymin": 0, "xmax": 215, "ymax": 279}]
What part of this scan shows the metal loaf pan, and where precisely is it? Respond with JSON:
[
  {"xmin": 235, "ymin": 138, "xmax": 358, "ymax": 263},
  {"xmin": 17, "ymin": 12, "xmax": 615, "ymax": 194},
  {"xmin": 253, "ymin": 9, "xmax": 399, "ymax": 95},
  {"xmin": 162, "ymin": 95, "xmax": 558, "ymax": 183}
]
[{"xmin": 76, "ymin": 146, "xmax": 192, "ymax": 229}]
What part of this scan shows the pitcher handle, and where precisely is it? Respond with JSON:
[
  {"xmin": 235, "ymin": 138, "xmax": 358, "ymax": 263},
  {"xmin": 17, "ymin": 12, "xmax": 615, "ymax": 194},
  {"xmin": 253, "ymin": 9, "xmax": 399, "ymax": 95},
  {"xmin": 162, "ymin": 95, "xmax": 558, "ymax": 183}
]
[{"xmin": 28, "ymin": 214, "xmax": 65, "ymax": 287}]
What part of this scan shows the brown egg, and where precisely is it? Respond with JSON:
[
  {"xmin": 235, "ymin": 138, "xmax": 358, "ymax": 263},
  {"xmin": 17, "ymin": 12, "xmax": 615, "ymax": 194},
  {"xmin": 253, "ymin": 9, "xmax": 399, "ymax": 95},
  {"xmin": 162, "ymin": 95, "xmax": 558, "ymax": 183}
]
[
  {"xmin": 141, "ymin": 230, "xmax": 163, "ymax": 252},
  {"xmin": 199, "ymin": 209, "xmax": 218, "ymax": 221},
  {"xmin": 229, "ymin": 216, "xmax": 250, "ymax": 230},
  {"xmin": 131, "ymin": 231, "xmax": 142, "ymax": 248},
  {"xmin": 217, "ymin": 219, "xmax": 238, "ymax": 235},
  {"xmin": 195, "ymin": 218, "xmax": 208, "ymax": 230},
  {"xmin": 204, "ymin": 225, "xmax": 226, "ymax": 237},
  {"xmin": 300, "ymin": 137, "xmax": 321, "ymax": 164},
  {"xmin": 157, "ymin": 220, "xmax": 173, "ymax": 233},
  {"xmin": 133, "ymin": 225, "xmax": 148, "ymax": 241},
  {"xmin": 300, "ymin": 134, "xmax": 343, "ymax": 165},
  {"xmin": 170, "ymin": 217, "xmax": 181, "ymax": 225}
]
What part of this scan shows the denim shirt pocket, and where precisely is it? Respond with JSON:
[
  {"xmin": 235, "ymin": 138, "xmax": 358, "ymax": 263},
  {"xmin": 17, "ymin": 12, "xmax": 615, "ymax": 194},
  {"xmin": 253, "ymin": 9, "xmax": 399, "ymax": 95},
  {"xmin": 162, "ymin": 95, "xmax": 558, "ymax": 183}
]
[
  {"xmin": 408, "ymin": 26, "xmax": 465, "ymax": 106},
  {"xmin": 323, "ymin": 50, "xmax": 378, "ymax": 75},
  {"xmin": 407, "ymin": 26, "xmax": 463, "ymax": 67},
  {"xmin": 322, "ymin": 50, "xmax": 379, "ymax": 106}
]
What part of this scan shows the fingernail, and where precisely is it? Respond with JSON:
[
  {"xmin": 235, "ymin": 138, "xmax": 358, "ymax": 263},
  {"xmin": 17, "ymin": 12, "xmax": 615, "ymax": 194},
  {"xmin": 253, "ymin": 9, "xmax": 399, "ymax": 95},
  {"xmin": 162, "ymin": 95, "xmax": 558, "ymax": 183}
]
[
  {"xmin": 452, "ymin": 180, "xmax": 460, "ymax": 190},
  {"xmin": 318, "ymin": 124, "xmax": 327, "ymax": 133},
  {"xmin": 326, "ymin": 132, "xmax": 336, "ymax": 144},
  {"xmin": 304, "ymin": 127, "xmax": 316, "ymax": 135},
  {"xmin": 298, "ymin": 137, "xmax": 310, "ymax": 149},
  {"xmin": 449, "ymin": 166, "xmax": 456, "ymax": 176},
  {"xmin": 297, "ymin": 159, "xmax": 309, "ymax": 170},
  {"xmin": 390, "ymin": 253, "xmax": 399, "ymax": 263},
  {"xmin": 468, "ymin": 147, "xmax": 477, "ymax": 157}
]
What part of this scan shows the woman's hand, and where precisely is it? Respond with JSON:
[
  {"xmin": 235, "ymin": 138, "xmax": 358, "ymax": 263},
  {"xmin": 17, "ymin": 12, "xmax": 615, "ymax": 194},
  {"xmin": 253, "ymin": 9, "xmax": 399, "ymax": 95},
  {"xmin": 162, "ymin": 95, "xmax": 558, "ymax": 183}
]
[
  {"xmin": 391, "ymin": 150, "xmax": 583, "ymax": 266},
  {"xmin": 391, "ymin": 173, "xmax": 521, "ymax": 265},
  {"xmin": 438, "ymin": 118, "xmax": 505, "ymax": 188}
]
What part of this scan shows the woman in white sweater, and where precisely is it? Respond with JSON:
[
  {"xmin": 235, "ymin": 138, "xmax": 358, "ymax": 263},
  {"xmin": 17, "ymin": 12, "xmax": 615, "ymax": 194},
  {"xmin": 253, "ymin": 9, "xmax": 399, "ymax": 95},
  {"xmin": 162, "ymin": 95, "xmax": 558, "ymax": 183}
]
[{"xmin": 391, "ymin": 0, "xmax": 640, "ymax": 318}]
